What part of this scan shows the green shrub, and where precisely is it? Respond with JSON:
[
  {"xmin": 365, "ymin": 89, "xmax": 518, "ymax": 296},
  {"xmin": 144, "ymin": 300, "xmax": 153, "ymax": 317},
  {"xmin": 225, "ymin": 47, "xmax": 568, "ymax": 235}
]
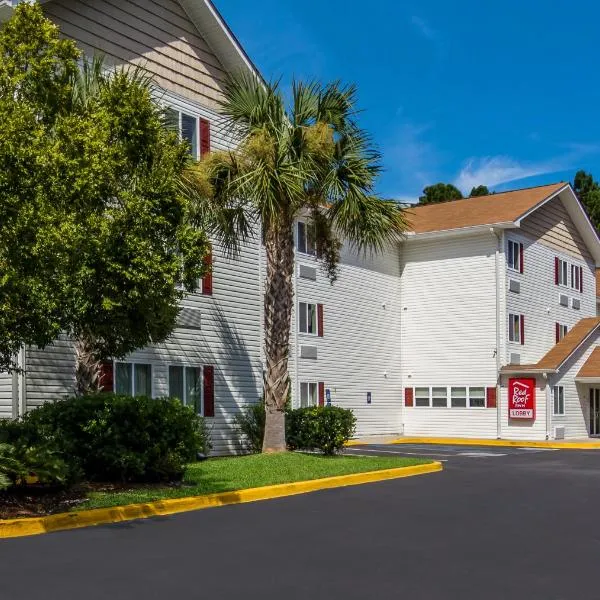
[
  {"xmin": 0, "ymin": 395, "xmax": 210, "ymax": 483},
  {"xmin": 234, "ymin": 402, "xmax": 266, "ymax": 453},
  {"xmin": 286, "ymin": 406, "xmax": 356, "ymax": 455},
  {"xmin": 0, "ymin": 443, "xmax": 69, "ymax": 489}
]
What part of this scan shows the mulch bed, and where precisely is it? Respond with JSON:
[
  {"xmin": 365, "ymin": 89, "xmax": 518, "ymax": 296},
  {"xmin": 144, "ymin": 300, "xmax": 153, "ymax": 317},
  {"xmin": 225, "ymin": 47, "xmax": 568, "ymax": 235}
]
[{"xmin": 0, "ymin": 482, "xmax": 176, "ymax": 520}]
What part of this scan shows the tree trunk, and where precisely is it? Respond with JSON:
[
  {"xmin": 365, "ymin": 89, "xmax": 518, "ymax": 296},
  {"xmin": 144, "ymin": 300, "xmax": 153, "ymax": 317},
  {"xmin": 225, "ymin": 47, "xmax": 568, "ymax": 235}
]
[
  {"xmin": 74, "ymin": 334, "xmax": 102, "ymax": 396},
  {"xmin": 262, "ymin": 220, "xmax": 295, "ymax": 453}
]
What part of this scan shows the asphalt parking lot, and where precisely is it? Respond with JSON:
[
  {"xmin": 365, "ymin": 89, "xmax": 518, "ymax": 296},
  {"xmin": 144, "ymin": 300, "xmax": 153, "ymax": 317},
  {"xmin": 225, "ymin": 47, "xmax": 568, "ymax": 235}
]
[{"xmin": 1, "ymin": 444, "xmax": 599, "ymax": 600}]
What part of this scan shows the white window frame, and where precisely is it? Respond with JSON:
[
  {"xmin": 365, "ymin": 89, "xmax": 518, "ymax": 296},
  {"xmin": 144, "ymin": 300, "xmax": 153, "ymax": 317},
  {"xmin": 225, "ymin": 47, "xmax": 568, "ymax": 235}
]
[
  {"xmin": 167, "ymin": 364, "xmax": 204, "ymax": 415},
  {"xmin": 413, "ymin": 386, "xmax": 488, "ymax": 409},
  {"xmin": 509, "ymin": 313, "xmax": 522, "ymax": 344},
  {"xmin": 570, "ymin": 264, "xmax": 581, "ymax": 292},
  {"xmin": 113, "ymin": 361, "xmax": 153, "ymax": 397},
  {"xmin": 165, "ymin": 107, "xmax": 199, "ymax": 160},
  {"xmin": 557, "ymin": 323, "xmax": 568, "ymax": 342},
  {"xmin": 299, "ymin": 381, "xmax": 318, "ymax": 407},
  {"xmin": 298, "ymin": 301, "xmax": 318, "ymax": 336},
  {"xmin": 557, "ymin": 258, "xmax": 569, "ymax": 287},
  {"xmin": 507, "ymin": 240, "xmax": 521, "ymax": 272},
  {"xmin": 553, "ymin": 385, "xmax": 565, "ymax": 416},
  {"xmin": 296, "ymin": 220, "xmax": 316, "ymax": 256}
]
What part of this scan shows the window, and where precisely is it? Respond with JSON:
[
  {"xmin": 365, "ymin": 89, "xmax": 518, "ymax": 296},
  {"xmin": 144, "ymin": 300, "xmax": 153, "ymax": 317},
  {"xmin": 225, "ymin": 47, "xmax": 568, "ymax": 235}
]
[
  {"xmin": 297, "ymin": 221, "xmax": 316, "ymax": 255},
  {"xmin": 431, "ymin": 387, "xmax": 448, "ymax": 407},
  {"xmin": 165, "ymin": 108, "xmax": 198, "ymax": 158},
  {"xmin": 553, "ymin": 386, "xmax": 565, "ymax": 416},
  {"xmin": 451, "ymin": 387, "xmax": 467, "ymax": 408},
  {"xmin": 169, "ymin": 366, "xmax": 202, "ymax": 413},
  {"xmin": 300, "ymin": 382, "xmax": 318, "ymax": 407},
  {"xmin": 414, "ymin": 387, "xmax": 430, "ymax": 407},
  {"xmin": 509, "ymin": 313, "xmax": 523, "ymax": 344},
  {"xmin": 469, "ymin": 387, "xmax": 485, "ymax": 408},
  {"xmin": 558, "ymin": 258, "xmax": 569, "ymax": 286},
  {"xmin": 413, "ymin": 386, "xmax": 489, "ymax": 408},
  {"xmin": 115, "ymin": 362, "xmax": 152, "ymax": 396},
  {"xmin": 507, "ymin": 240, "xmax": 522, "ymax": 272},
  {"xmin": 571, "ymin": 264, "xmax": 581, "ymax": 291},
  {"xmin": 299, "ymin": 302, "xmax": 317, "ymax": 335},
  {"xmin": 557, "ymin": 323, "xmax": 568, "ymax": 342}
]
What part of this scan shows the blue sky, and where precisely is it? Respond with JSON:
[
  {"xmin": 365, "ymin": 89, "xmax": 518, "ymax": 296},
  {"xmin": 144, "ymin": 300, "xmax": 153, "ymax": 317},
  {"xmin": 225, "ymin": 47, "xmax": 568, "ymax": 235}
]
[{"xmin": 216, "ymin": 0, "xmax": 600, "ymax": 202}]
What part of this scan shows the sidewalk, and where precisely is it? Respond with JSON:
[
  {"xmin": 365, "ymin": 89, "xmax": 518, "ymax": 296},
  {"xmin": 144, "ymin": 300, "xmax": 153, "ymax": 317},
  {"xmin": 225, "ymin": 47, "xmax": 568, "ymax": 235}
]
[{"xmin": 347, "ymin": 435, "xmax": 600, "ymax": 450}]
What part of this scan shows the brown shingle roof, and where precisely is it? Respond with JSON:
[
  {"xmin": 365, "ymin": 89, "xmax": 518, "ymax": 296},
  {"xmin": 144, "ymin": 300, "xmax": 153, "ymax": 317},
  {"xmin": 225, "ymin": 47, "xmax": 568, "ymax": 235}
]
[
  {"xmin": 501, "ymin": 317, "xmax": 600, "ymax": 373},
  {"xmin": 577, "ymin": 347, "xmax": 600, "ymax": 378},
  {"xmin": 407, "ymin": 182, "xmax": 567, "ymax": 234}
]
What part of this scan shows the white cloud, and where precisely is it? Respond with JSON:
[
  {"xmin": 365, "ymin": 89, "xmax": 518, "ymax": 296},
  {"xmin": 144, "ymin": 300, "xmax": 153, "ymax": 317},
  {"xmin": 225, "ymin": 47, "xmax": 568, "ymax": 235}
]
[
  {"xmin": 453, "ymin": 156, "xmax": 568, "ymax": 193},
  {"xmin": 411, "ymin": 16, "xmax": 437, "ymax": 40}
]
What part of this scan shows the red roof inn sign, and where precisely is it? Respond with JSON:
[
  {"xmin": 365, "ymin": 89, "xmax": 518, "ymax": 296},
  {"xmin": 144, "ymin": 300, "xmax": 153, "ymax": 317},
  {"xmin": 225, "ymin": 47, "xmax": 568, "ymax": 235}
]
[{"xmin": 508, "ymin": 378, "xmax": 536, "ymax": 420}]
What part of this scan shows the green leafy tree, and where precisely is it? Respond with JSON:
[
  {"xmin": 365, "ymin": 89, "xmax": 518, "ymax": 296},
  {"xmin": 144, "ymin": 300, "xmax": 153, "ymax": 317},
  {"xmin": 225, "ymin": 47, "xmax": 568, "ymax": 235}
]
[
  {"xmin": 469, "ymin": 185, "xmax": 490, "ymax": 197},
  {"xmin": 0, "ymin": 4, "xmax": 208, "ymax": 388},
  {"xmin": 186, "ymin": 75, "xmax": 407, "ymax": 452},
  {"xmin": 418, "ymin": 183, "xmax": 463, "ymax": 205},
  {"xmin": 573, "ymin": 170, "xmax": 600, "ymax": 231}
]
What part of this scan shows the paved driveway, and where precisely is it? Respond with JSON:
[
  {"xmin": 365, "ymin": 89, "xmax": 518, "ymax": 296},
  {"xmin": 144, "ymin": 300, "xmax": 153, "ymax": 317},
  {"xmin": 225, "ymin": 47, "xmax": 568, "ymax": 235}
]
[{"xmin": 1, "ymin": 446, "xmax": 599, "ymax": 600}]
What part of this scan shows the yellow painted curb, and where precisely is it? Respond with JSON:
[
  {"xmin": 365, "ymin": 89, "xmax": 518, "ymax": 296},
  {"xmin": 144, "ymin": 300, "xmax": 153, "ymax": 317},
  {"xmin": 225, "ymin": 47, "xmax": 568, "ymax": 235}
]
[
  {"xmin": 389, "ymin": 437, "xmax": 600, "ymax": 450},
  {"xmin": 0, "ymin": 462, "xmax": 442, "ymax": 539}
]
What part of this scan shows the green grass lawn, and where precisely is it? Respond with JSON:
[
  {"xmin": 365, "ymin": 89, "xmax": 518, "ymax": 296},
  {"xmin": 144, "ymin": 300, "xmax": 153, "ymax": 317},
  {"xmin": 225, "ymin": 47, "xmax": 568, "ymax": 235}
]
[{"xmin": 81, "ymin": 452, "xmax": 432, "ymax": 510}]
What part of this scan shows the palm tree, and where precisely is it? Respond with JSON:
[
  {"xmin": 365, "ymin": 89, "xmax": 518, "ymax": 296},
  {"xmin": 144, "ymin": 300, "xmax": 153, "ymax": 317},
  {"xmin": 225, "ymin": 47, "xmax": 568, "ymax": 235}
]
[{"xmin": 186, "ymin": 76, "xmax": 408, "ymax": 452}]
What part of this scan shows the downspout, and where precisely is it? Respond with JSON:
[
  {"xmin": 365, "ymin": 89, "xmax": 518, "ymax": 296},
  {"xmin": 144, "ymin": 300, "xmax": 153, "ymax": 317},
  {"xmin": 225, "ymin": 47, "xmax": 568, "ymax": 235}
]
[
  {"xmin": 491, "ymin": 228, "xmax": 502, "ymax": 439},
  {"xmin": 544, "ymin": 372, "xmax": 552, "ymax": 440},
  {"xmin": 18, "ymin": 346, "xmax": 26, "ymax": 417}
]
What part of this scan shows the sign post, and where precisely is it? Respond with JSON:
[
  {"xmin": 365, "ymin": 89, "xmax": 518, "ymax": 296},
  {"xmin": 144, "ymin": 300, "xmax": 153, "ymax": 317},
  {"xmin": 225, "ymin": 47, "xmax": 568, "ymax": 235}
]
[{"xmin": 508, "ymin": 378, "xmax": 536, "ymax": 420}]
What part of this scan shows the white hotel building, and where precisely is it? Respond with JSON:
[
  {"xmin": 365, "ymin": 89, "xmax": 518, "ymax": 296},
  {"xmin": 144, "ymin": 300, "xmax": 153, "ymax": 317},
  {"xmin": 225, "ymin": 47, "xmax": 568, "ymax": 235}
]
[{"xmin": 1, "ymin": 0, "xmax": 600, "ymax": 450}]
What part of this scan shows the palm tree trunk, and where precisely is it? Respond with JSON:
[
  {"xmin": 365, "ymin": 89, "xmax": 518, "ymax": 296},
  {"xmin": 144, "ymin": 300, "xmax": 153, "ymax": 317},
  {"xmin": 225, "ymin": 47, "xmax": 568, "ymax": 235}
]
[
  {"xmin": 262, "ymin": 220, "xmax": 295, "ymax": 453},
  {"xmin": 74, "ymin": 334, "xmax": 102, "ymax": 396}
]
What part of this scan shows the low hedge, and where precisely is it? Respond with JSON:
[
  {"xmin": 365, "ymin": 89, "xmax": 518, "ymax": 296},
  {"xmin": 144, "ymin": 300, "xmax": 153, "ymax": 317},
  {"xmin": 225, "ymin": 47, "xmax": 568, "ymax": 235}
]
[
  {"xmin": 0, "ymin": 394, "xmax": 210, "ymax": 483},
  {"xmin": 287, "ymin": 406, "xmax": 356, "ymax": 455},
  {"xmin": 236, "ymin": 402, "xmax": 356, "ymax": 455}
]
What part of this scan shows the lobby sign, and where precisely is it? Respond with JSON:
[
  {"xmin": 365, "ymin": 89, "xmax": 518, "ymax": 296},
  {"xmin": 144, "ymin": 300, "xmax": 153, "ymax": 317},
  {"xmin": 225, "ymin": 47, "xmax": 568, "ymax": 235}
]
[{"xmin": 508, "ymin": 378, "xmax": 536, "ymax": 420}]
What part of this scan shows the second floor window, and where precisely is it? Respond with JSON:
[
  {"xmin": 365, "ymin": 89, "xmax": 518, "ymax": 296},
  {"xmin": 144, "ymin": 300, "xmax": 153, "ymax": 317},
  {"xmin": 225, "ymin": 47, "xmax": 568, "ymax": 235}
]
[
  {"xmin": 299, "ymin": 302, "xmax": 317, "ymax": 335},
  {"xmin": 556, "ymin": 323, "xmax": 568, "ymax": 343},
  {"xmin": 165, "ymin": 108, "xmax": 198, "ymax": 158},
  {"xmin": 557, "ymin": 258, "xmax": 569, "ymax": 286},
  {"xmin": 507, "ymin": 240, "xmax": 523, "ymax": 273},
  {"xmin": 509, "ymin": 313, "xmax": 524, "ymax": 344},
  {"xmin": 297, "ymin": 221, "xmax": 316, "ymax": 255}
]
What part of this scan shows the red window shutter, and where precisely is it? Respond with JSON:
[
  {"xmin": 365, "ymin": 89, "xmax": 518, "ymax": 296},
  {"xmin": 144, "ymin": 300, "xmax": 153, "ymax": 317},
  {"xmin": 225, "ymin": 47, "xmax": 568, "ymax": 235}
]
[
  {"xmin": 486, "ymin": 387, "xmax": 497, "ymax": 409},
  {"xmin": 199, "ymin": 118, "xmax": 211, "ymax": 157},
  {"xmin": 203, "ymin": 365, "xmax": 215, "ymax": 417},
  {"xmin": 201, "ymin": 247, "xmax": 213, "ymax": 296},
  {"xmin": 554, "ymin": 257, "xmax": 559, "ymax": 285},
  {"xmin": 520, "ymin": 315, "xmax": 525, "ymax": 345},
  {"xmin": 519, "ymin": 243, "xmax": 524, "ymax": 273},
  {"xmin": 98, "ymin": 361, "xmax": 114, "ymax": 393},
  {"xmin": 555, "ymin": 322, "xmax": 560, "ymax": 344},
  {"xmin": 317, "ymin": 304, "xmax": 324, "ymax": 337},
  {"xmin": 580, "ymin": 266, "xmax": 583, "ymax": 293},
  {"xmin": 405, "ymin": 388, "xmax": 414, "ymax": 407},
  {"xmin": 318, "ymin": 382, "xmax": 325, "ymax": 407}
]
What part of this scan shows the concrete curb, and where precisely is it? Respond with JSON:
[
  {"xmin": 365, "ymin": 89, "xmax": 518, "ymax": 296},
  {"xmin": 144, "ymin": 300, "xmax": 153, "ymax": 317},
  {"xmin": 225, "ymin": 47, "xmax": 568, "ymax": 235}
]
[
  {"xmin": 388, "ymin": 437, "xmax": 600, "ymax": 450},
  {"xmin": 0, "ymin": 462, "xmax": 443, "ymax": 539}
]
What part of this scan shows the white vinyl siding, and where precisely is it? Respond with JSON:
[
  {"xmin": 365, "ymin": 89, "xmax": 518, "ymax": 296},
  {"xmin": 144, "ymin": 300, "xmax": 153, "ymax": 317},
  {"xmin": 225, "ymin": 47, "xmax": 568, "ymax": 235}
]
[{"xmin": 0, "ymin": 371, "xmax": 13, "ymax": 418}]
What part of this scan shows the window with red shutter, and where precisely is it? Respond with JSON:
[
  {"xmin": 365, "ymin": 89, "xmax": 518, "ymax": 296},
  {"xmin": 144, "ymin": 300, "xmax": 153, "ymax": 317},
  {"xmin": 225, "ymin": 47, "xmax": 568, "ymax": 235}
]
[
  {"xmin": 98, "ymin": 361, "xmax": 114, "ymax": 393},
  {"xmin": 318, "ymin": 382, "xmax": 325, "ymax": 406},
  {"xmin": 555, "ymin": 256, "xmax": 559, "ymax": 285},
  {"xmin": 520, "ymin": 314, "xmax": 525, "ymax": 345},
  {"xmin": 201, "ymin": 247, "xmax": 213, "ymax": 296},
  {"xmin": 519, "ymin": 242, "xmax": 524, "ymax": 273},
  {"xmin": 404, "ymin": 388, "xmax": 414, "ymax": 407},
  {"xmin": 486, "ymin": 387, "xmax": 497, "ymax": 408},
  {"xmin": 203, "ymin": 365, "xmax": 214, "ymax": 417},
  {"xmin": 317, "ymin": 304, "xmax": 324, "ymax": 337},
  {"xmin": 199, "ymin": 118, "xmax": 211, "ymax": 157}
]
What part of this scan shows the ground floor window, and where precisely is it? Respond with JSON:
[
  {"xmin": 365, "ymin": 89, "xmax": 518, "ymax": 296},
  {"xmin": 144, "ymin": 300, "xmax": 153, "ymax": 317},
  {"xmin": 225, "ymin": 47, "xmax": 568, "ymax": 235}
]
[
  {"xmin": 412, "ymin": 386, "xmax": 488, "ymax": 408},
  {"xmin": 300, "ymin": 382, "xmax": 318, "ymax": 407},
  {"xmin": 114, "ymin": 362, "xmax": 152, "ymax": 397},
  {"xmin": 553, "ymin": 386, "xmax": 565, "ymax": 416},
  {"xmin": 169, "ymin": 365, "xmax": 202, "ymax": 414}
]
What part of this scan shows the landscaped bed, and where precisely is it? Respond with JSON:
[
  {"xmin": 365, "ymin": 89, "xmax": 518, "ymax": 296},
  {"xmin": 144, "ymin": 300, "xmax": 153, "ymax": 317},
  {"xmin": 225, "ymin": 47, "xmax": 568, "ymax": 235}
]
[{"xmin": 0, "ymin": 453, "xmax": 431, "ymax": 519}]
